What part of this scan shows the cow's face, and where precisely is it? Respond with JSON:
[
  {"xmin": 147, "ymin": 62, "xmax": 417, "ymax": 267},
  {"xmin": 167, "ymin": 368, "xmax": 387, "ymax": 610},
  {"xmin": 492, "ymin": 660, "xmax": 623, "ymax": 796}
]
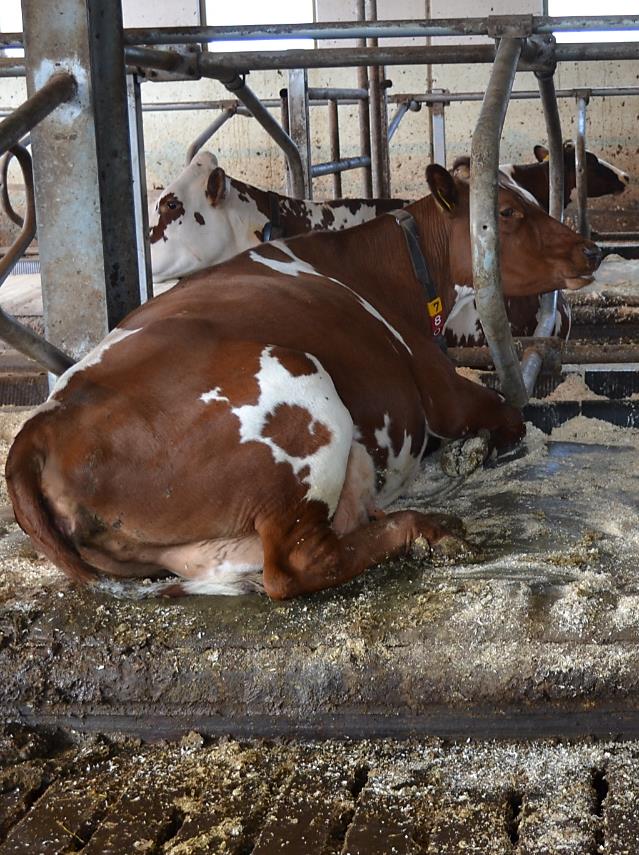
[
  {"xmin": 427, "ymin": 165, "xmax": 601, "ymax": 297},
  {"xmin": 149, "ymin": 152, "xmax": 262, "ymax": 282},
  {"xmin": 534, "ymin": 143, "xmax": 630, "ymax": 198}
]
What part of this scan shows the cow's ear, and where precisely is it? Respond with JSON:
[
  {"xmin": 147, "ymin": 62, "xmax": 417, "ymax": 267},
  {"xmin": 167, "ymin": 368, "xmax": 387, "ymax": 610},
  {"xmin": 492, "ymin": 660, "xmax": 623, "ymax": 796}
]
[
  {"xmin": 206, "ymin": 167, "xmax": 227, "ymax": 207},
  {"xmin": 451, "ymin": 156, "xmax": 470, "ymax": 181},
  {"xmin": 426, "ymin": 163, "xmax": 458, "ymax": 215},
  {"xmin": 534, "ymin": 145, "xmax": 549, "ymax": 162}
]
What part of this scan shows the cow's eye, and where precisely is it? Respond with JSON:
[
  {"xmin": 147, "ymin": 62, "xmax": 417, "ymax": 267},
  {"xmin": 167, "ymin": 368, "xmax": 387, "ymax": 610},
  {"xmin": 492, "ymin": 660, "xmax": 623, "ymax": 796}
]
[
  {"xmin": 500, "ymin": 207, "xmax": 516, "ymax": 218},
  {"xmin": 167, "ymin": 201, "xmax": 178, "ymax": 210}
]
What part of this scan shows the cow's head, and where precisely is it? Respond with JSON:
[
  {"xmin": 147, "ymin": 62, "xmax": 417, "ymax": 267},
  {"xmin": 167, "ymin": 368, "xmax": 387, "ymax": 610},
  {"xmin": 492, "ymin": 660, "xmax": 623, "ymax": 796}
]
[
  {"xmin": 534, "ymin": 142, "xmax": 630, "ymax": 197},
  {"xmin": 149, "ymin": 152, "xmax": 265, "ymax": 282},
  {"xmin": 426, "ymin": 164, "xmax": 601, "ymax": 296}
]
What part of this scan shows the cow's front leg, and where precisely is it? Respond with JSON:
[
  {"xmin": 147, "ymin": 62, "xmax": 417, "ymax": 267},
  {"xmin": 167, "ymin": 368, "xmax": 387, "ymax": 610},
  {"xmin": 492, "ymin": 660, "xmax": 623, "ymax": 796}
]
[
  {"xmin": 410, "ymin": 339, "xmax": 525, "ymax": 451},
  {"xmin": 258, "ymin": 506, "xmax": 470, "ymax": 600}
]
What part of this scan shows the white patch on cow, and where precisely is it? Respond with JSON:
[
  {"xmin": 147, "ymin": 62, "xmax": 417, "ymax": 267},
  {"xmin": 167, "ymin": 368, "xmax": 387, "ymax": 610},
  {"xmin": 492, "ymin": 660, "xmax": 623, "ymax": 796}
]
[
  {"xmin": 374, "ymin": 413, "xmax": 426, "ymax": 506},
  {"xmin": 332, "ymin": 440, "xmax": 377, "ymax": 535},
  {"xmin": 172, "ymin": 563, "xmax": 265, "ymax": 596},
  {"xmin": 534, "ymin": 300, "xmax": 571, "ymax": 339},
  {"xmin": 50, "ymin": 328, "xmax": 141, "ymax": 398},
  {"xmin": 498, "ymin": 165, "xmax": 541, "ymax": 207},
  {"xmin": 200, "ymin": 386, "xmax": 229, "ymax": 404},
  {"xmin": 150, "ymin": 153, "xmax": 266, "ymax": 282},
  {"xmin": 201, "ymin": 345, "xmax": 353, "ymax": 516},
  {"xmin": 443, "ymin": 285, "xmax": 482, "ymax": 345},
  {"xmin": 597, "ymin": 156, "xmax": 630, "ymax": 184},
  {"xmin": 249, "ymin": 242, "xmax": 413, "ymax": 355}
]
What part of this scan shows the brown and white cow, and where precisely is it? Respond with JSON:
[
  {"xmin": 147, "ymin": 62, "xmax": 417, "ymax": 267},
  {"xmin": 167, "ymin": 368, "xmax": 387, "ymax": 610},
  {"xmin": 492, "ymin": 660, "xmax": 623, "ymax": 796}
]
[
  {"xmin": 6, "ymin": 166, "xmax": 600, "ymax": 600},
  {"xmin": 453, "ymin": 142, "xmax": 630, "ymax": 213},
  {"xmin": 149, "ymin": 151, "xmax": 406, "ymax": 282}
]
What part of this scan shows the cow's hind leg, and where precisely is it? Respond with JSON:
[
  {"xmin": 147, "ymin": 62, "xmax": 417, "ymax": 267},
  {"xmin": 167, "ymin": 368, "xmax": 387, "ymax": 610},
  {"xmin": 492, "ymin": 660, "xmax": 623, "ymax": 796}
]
[{"xmin": 257, "ymin": 504, "xmax": 468, "ymax": 600}]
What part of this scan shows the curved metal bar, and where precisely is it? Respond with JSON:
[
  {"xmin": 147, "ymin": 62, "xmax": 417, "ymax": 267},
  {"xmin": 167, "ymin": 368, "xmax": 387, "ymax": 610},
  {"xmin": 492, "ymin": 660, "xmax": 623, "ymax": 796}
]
[
  {"xmin": 185, "ymin": 106, "xmax": 237, "ymax": 165},
  {"xmin": 470, "ymin": 37, "xmax": 527, "ymax": 408},
  {"xmin": 521, "ymin": 71, "xmax": 564, "ymax": 395},
  {"xmin": 0, "ymin": 134, "xmax": 31, "ymax": 228},
  {"xmin": 0, "ymin": 146, "xmax": 74, "ymax": 375},
  {"xmin": 0, "ymin": 72, "xmax": 76, "ymax": 157}
]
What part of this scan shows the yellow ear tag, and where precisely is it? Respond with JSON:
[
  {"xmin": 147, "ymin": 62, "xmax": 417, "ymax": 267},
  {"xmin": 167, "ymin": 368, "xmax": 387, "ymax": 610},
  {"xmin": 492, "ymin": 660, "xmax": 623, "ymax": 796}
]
[
  {"xmin": 543, "ymin": 154, "xmax": 550, "ymax": 161},
  {"xmin": 427, "ymin": 297, "xmax": 443, "ymax": 317},
  {"xmin": 436, "ymin": 190, "xmax": 455, "ymax": 212}
]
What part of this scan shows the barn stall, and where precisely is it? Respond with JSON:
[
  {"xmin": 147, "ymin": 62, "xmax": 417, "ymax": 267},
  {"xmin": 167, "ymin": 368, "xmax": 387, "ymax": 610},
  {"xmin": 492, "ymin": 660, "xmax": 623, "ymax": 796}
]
[{"xmin": 0, "ymin": 1, "xmax": 639, "ymax": 850}]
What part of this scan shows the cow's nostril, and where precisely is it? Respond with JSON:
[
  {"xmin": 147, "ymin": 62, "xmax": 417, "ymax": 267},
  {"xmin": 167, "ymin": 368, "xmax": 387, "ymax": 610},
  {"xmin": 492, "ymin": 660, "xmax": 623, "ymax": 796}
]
[{"xmin": 583, "ymin": 244, "xmax": 602, "ymax": 265}]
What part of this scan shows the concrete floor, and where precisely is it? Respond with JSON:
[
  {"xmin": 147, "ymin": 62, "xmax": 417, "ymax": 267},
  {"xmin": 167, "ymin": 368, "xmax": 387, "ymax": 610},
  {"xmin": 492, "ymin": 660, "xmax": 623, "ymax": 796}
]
[
  {"xmin": 0, "ymin": 412, "xmax": 638, "ymax": 739},
  {"xmin": 1, "ymin": 725, "xmax": 639, "ymax": 854}
]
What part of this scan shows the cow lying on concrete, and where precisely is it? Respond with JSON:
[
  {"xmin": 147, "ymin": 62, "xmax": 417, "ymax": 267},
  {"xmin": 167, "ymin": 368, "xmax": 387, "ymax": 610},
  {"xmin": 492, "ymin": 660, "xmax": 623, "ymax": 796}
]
[{"xmin": 7, "ymin": 166, "xmax": 600, "ymax": 600}]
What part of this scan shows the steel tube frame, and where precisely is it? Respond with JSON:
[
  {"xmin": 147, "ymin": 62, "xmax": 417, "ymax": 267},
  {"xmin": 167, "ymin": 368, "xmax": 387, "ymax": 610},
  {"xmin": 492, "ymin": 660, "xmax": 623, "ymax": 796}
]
[
  {"xmin": 0, "ymin": 146, "xmax": 74, "ymax": 375},
  {"xmin": 327, "ymin": 99, "xmax": 342, "ymax": 197},
  {"xmin": 366, "ymin": 0, "xmax": 391, "ymax": 198},
  {"xmin": 126, "ymin": 46, "xmax": 306, "ymax": 198},
  {"xmin": 356, "ymin": 0, "xmax": 373, "ymax": 197},
  {"xmin": 520, "ymin": 70, "xmax": 564, "ymax": 395},
  {"xmin": 575, "ymin": 93, "xmax": 590, "ymax": 238},
  {"xmin": 311, "ymin": 156, "xmax": 371, "ymax": 178},
  {"xmin": 185, "ymin": 106, "xmax": 236, "ymax": 164},
  {"xmin": 470, "ymin": 37, "xmax": 528, "ymax": 408},
  {"xmin": 308, "ymin": 87, "xmax": 368, "ymax": 101},
  {"xmin": 0, "ymin": 73, "xmax": 76, "ymax": 157},
  {"xmin": 4, "ymin": 16, "xmax": 639, "ymax": 51}
]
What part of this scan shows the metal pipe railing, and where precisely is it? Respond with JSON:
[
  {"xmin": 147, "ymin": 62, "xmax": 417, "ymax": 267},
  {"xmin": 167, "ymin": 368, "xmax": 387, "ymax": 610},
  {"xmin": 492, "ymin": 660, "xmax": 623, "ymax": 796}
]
[
  {"xmin": 311, "ymin": 155, "xmax": 371, "ymax": 178},
  {"xmin": 575, "ymin": 92, "xmax": 590, "ymax": 238},
  {"xmin": 0, "ymin": 146, "xmax": 74, "ymax": 375},
  {"xmin": 185, "ymin": 105, "xmax": 237, "ymax": 164},
  {"xmin": 0, "ymin": 16, "xmax": 625, "ymax": 48},
  {"xmin": 470, "ymin": 37, "xmax": 528, "ymax": 408},
  {"xmin": 356, "ymin": 0, "xmax": 373, "ymax": 198},
  {"xmin": 125, "ymin": 46, "xmax": 306, "ymax": 198},
  {"xmin": 327, "ymin": 99, "xmax": 342, "ymax": 197},
  {"xmin": 6, "ymin": 85, "xmax": 638, "ymax": 117},
  {"xmin": 0, "ymin": 72, "xmax": 76, "ymax": 158},
  {"xmin": 308, "ymin": 87, "xmax": 368, "ymax": 101},
  {"xmin": 520, "ymin": 70, "xmax": 564, "ymax": 395}
]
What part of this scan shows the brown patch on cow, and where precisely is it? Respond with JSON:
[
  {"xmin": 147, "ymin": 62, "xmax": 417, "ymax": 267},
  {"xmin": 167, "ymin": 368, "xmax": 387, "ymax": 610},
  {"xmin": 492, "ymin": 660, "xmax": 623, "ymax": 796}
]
[
  {"xmin": 149, "ymin": 193, "xmax": 185, "ymax": 244},
  {"xmin": 194, "ymin": 211, "xmax": 205, "ymax": 226},
  {"xmin": 319, "ymin": 206, "xmax": 335, "ymax": 229},
  {"xmin": 255, "ymin": 243, "xmax": 294, "ymax": 264},
  {"xmin": 270, "ymin": 347, "xmax": 318, "ymax": 378},
  {"xmin": 262, "ymin": 404, "xmax": 332, "ymax": 458},
  {"xmin": 297, "ymin": 465, "xmax": 311, "ymax": 482}
]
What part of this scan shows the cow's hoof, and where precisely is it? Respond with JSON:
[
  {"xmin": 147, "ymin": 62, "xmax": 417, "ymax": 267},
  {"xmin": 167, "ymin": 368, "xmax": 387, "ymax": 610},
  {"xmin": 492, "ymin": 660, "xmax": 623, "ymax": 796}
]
[
  {"xmin": 440, "ymin": 432, "xmax": 490, "ymax": 478},
  {"xmin": 432, "ymin": 534, "xmax": 478, "ymax": 563}
]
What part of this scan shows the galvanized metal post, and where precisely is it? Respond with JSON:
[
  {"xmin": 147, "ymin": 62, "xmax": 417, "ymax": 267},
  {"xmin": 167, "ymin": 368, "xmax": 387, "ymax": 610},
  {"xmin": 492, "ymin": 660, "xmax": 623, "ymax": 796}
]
[
  {"xmin": 356, "ymin": 0, "xmax": 373, "ymax": 197},
  {"xmin": 575, "ymin": 90, "xmax": 591, "ymax": 238},
  {"xmin": 22, "ymin": 0, "xmax": 142, "ymax": 361},
  {"xmin": 287, "ymin": 68, "xmax": 312, "ymax": 198},
  {"xmin": 127, "ymin": 74, "xmax": 153, "ymax": 303},
  {"xmin": 327, "ymin": 99, "xmax": 342, "ymax": 198},
  {"xmin": 366, "ymin": 0, "xmax": 391, "ymax": 197},
  {"xmin": 470, "ymin": 37, "xmax": 527, "ymax": 408},
  {"xmin": 430, "ymin": 97, "xmax": 447, "ymax": 166}
]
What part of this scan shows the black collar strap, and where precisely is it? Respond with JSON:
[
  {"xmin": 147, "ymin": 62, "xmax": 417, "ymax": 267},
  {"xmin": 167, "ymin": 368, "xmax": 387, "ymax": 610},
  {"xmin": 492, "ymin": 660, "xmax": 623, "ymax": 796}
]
[
  {"xmin": 262, "ymin": 192, "xmax": 285, "ymax": 242},
  {"xmin": 389, "ymin": 209, "xmax": 446, "ymax": 349}
]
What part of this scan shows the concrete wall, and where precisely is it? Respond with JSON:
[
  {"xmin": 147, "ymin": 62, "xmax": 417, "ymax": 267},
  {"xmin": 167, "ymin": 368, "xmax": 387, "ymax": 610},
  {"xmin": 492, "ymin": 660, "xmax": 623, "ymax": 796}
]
[{"xmin": 1, "ymin": 0, "xmax": 638, "ymax": 246}]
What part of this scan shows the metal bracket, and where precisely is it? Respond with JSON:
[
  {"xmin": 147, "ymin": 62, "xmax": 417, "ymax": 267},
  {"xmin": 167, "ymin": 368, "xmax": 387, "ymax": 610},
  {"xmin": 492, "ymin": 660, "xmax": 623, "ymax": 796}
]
[
  {"xmin": 487, "ymin": 15, "xmax": 533, "ymax": 38},
  {"xmin": 523, "ymin": 34, "xmax": 557, "ymax": 72},
  {"xmin": 574, "ymin": 88, "xmax": 592, "ymax": 104},
  {"xmin": 129, "ymin": 45, "xmax": 201, "ymax": 81}
]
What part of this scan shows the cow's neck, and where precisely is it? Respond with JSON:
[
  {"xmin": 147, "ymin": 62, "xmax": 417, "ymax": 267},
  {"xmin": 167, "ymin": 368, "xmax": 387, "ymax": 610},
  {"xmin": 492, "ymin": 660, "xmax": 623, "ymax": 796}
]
[
  {"xmin": 286, "ymin": 195, "xmax": 456, "ymax": 318},
  {"xmin": 509, "ymin": 161, "xmax": 575, "ymax": 209}
]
